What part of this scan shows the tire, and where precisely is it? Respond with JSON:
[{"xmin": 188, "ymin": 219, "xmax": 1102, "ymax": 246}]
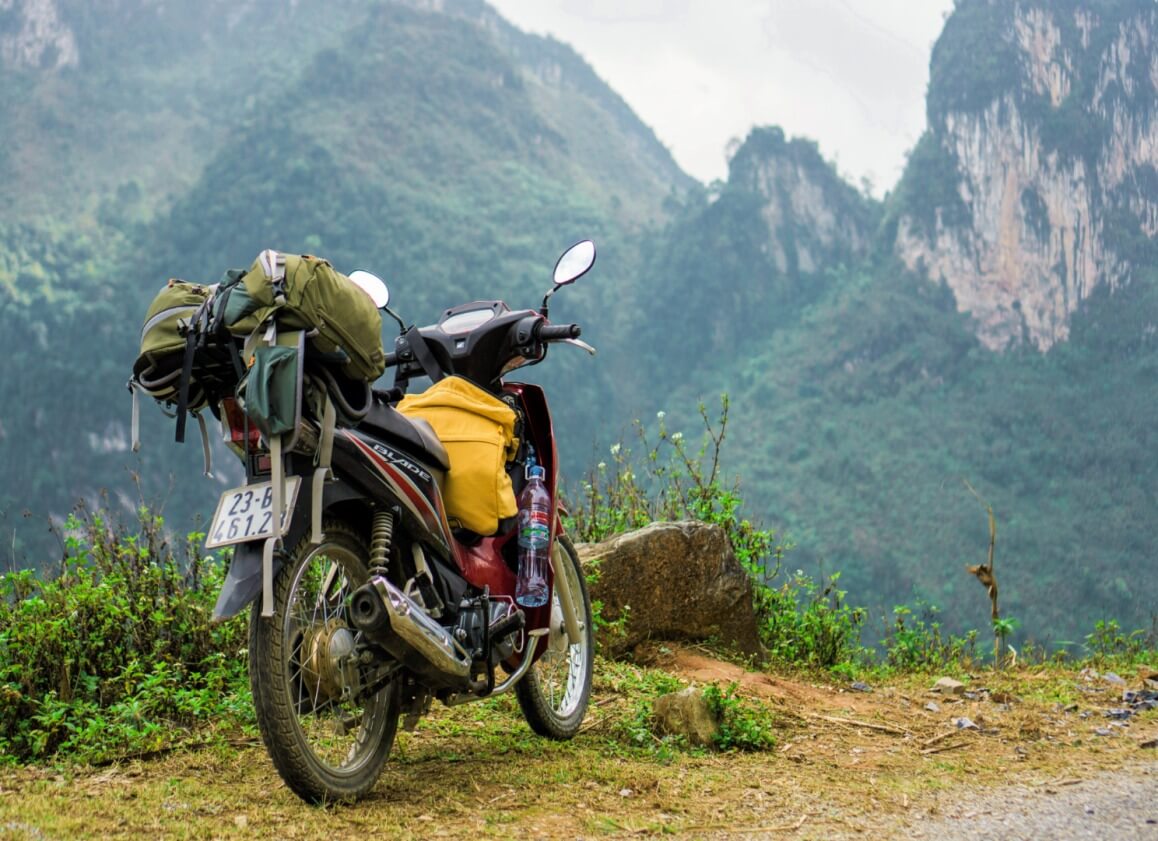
[
  {"xmin": 249, "ymin": 519, "xmax": 401, "ymax": 804},
  {"xmin": 515, "ymin": 533, "xmax": 593, "ymax": 738}
]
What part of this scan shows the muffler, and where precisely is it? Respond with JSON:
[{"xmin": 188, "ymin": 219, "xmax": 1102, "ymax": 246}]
[{"xmin": 349, "ymin": 575, "xmax": 472, "ymax": 686}]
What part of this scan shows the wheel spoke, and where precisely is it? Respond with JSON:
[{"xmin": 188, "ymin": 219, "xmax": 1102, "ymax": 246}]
[{"xmin": 249, "ymin": 521, "xmax": 404, "ymax": 803}]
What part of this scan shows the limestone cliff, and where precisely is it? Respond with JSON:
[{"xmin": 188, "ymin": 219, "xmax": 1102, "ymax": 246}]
[
  {"xmin": 894, "ymin": 0, "xmax": 1157, "ymax": 351},
  {"xmin": 728, "ymin": 126, "xmax": 878, "ymax": 280}
]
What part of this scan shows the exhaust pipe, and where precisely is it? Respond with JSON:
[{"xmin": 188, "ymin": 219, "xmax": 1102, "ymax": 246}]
[{"xmin": 349, "ymin": 575, "xmax": 472, "ymax": 686}]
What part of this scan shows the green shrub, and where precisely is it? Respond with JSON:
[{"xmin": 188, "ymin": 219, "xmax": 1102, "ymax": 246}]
[
  {"xmin": 882, "ymin": 602, "xmax": 978, "ymax": 672},
  {"xmin": 753, "ymin": 571, "xmax": 866, "ymax": 669},
  {"xmin": 702, "ymin": 682, "xmax": 775, "ymax": 752},
  {"xmin": 0, "ymin": 504, "xmax": 249, "ymax": 763},
  {"xmin": 566, "ymin": 396, "xmax": 780, "ymax": 568},
  {"xmin": 1084, "ymin": 618, "xmax": 1154, "ymax": 667}
]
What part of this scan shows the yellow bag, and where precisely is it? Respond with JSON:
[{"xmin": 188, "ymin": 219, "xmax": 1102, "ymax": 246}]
[{"xmin": 397, "ymin": 376, "xmax": 519, "ymax": 534}]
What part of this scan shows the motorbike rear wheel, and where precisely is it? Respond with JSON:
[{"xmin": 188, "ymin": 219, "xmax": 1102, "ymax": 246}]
[
  {"xmin": 248, "ymin": 519, "xmax": 401, "ymax": 803},
  {"xmin": 515, "ymin": 533, "xmax": 593, "ymax": 738}
]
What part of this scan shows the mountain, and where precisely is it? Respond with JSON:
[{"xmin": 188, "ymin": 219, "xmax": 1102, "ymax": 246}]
[
  {"xmin": 0, "ymin": 0, "xmax": 689, "ymax": 561},
  {"xmin": 2, "ymin": 0, "xmax": 1155, "ymax": 647},
  {"xmin": 625, "ymin": 0, "xmax": 1158, "ymax": 645}
]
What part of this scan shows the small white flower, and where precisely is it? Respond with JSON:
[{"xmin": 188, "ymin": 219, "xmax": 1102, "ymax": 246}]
[
  {"xmin": 656, "ymin": 410, "xmax": 666, "ymax": 420},
  {"xmin": 597, "ymin": 462, "xmax": 607, "ymax": 471},
  {"xmin": 671, "ymin": 432, "xmax": 683, "ymax": 443},
  {"xmin": 610, "ymin": 443, "xmax": 621, "ymax": 456}
]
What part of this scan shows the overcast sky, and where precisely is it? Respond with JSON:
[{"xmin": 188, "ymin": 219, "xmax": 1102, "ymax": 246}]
[{"xmin": 487, "ymin": 0, "xmax": 956, "ymax": 196}]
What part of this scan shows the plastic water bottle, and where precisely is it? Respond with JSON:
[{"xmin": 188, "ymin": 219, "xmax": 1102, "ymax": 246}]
[{"xmin": 515, "ymin": 466, "xmax": 551, "ymax": 607}]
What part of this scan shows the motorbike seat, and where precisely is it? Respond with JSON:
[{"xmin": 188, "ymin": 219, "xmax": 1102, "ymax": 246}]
[{"xmin": 360, "ymin": 392, "xmax": 451, "ymax": 471}]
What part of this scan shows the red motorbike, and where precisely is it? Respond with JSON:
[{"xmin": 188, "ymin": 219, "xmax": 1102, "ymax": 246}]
[{"xmin": 205, "ymin": 241, "xmax": 597, "ymax": 803}]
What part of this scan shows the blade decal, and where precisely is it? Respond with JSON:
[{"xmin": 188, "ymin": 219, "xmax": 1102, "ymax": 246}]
[{"xmin": 342, "ymin": 431, "xmax": 452, "ymax": 550}]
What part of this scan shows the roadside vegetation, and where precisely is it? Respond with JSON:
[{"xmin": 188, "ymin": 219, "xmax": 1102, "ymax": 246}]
[{"xmin": 2, "ymin": 398, "xmax": 1152, "ymax": 773}]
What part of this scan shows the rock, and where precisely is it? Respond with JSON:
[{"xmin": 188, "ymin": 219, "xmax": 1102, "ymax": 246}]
[
  {"xmin": 1105, "ymin": 708, "xmax": 1132, "ymax": 720},
  {"xmin": 578, "ymin": 521, "xmax": 763, "ymax": 659},
  {"xmin": 850, "ymin": 681, "xmax": 873, "ymax": 693},
  {"xmin": 925, "ymin": 701, "xmax": 941, "ymax": 713},
  {"xmin": 954, "ymin": 717, "xmax": 980, "ymax": 731},
  {"xmin": 1104, "ymin": 672, "xmax": 1127, "ymax": 686},
  {"xmin": 653, "ymin": 687, "xmax": 719, "ymax": 747},
  {"xmin": 932, "ymin": 677, "xmax": 966, "ymax": 696},
  {"xmin": 1123, "ymin": 689, "xmax": 1158, "ymax": 712},
  {"xmin": 1140, "ymin": 738, "xmax": 1158, "ymax": 749}
]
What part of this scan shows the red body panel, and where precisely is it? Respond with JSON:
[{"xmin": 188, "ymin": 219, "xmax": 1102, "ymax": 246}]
[{"xmin": 446, "ymin": 381, "xmax": 559, "ymax": 633}]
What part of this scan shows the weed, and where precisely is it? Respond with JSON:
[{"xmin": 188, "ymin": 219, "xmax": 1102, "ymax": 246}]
[
  {"xmin": 0, "ymin": 503, "xmax": 249, "ymax": 763},
  {"xmin": 882, "ymin": 602, "xmax": 978, "ymax": 672},
  {"xmin": 1083, "ymin": 618, "xmax": 1154, "ymax": 667},
  {"xmin": 752, "ymin": 570, "xmax": 867, "ymax": 669},
  {"xmin": 701, "ymin": 682, "xmax": 775, "ymax": 752},
  {"xmin": 566, "ymin": 397, "xmax": 784, "ymax": 573}
]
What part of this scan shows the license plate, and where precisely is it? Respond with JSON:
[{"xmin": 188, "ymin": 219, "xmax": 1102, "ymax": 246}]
[{"xmin": 205, "ymin": 477, "xmax": 301, "ymax": 548}]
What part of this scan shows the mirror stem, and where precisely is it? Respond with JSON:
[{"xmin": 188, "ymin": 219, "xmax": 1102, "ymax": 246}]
[
  {"xmin": 540, "ymin": 288, "xmax": 556, "ymax": 317},
  {"xmin": 383, "ymin": 305, "xmax": 407, "ymax": 333}
]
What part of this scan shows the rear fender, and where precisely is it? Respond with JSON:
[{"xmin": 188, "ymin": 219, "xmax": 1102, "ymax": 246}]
[{"xmin": 210, "ymin": 478, "xmax": 365, "ymax": 622}]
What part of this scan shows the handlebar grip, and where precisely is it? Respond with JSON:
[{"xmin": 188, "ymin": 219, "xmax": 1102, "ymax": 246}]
[
  {"xmin": 537, "ymin": 323, "xmax": 581, "ymax": 341},
  {"xmin": 383, "ymin": 350, "xmax": 399, "ymax": 367}
]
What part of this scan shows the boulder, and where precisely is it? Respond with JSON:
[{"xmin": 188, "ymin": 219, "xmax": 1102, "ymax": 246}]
[
  {"xmin": 577, "ymin": 520, "xmax": 763, "ymax": 659},
  {"xmin": 653, "ymin": 687, "xmax": 718, "ymax": 747}
]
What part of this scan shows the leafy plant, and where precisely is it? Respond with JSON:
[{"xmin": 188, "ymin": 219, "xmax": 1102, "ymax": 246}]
[
  {"xmin": 883, "ymin": 602, "xmax": 978, "ymax": 672},
  {"xmin": 0, "ymin": 503, "xmax": 250, "ymax": 763},
  {"xmin": 752, "ymin": 570, "xmax": 867, "ymax": 670},
  {"xmin": 567, "ymin": 396, "xmax": 781, "ymax": 568},
  {"xmin": 1083, "ymin": 618, "xmax": 1153, "ymax": 666},
  {"xmin": 701, "ymin": 682, "xmax": 776, "ymax": 752},
  {"xmin": 566, "ymin": 397, "xmax": 872, "ymax": 670}
]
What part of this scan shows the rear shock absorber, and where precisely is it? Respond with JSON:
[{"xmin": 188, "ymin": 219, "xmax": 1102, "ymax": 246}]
[{"xmin": 368, "ymin": 508, "xmax": 394, "ymax": 576}]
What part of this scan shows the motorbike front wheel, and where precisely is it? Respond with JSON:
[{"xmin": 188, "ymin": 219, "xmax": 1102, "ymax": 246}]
[
  {"xmin": 248, "ymin": 519, "xmax": 401, "ymax": 803},
  {"xmin": 515, "ymin": 533, "xmax": 594, "ymax": 738}
]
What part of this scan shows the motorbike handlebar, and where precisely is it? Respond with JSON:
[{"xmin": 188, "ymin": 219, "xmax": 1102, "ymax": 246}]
[
  {"xmin": 381, "ymin": 318, "xmax": 582, "ymax": 375},
  {"xmin": 536, "ymin": 323, "xmax": 581, "ymax": 341}
]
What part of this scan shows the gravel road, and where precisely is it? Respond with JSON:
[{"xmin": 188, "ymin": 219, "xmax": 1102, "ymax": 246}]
[{"xmin": 896, "ymin": 761, "xmax": 1158, "ymax": 840}]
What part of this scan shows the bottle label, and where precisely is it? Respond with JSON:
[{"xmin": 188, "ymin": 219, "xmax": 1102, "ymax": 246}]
[{"xmin": 519, "ymin": 509, "xmax": 550, "ymax": 549}]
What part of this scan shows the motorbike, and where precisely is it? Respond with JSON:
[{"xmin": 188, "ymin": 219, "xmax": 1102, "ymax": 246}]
[{"xmin": 203, "ymin": 240, "xmax": 598, "ymax": 803}]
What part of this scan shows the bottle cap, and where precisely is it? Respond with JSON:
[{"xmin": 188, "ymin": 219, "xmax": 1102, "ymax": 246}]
[{"xmin": 529, "ymin": 465, "xmax": 545, "ymax": 479}]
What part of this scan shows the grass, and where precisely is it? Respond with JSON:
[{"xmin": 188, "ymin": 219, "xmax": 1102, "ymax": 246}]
[{"xmin": 0, "ymin": 650, "xmax": 1153, "ymax": 840}]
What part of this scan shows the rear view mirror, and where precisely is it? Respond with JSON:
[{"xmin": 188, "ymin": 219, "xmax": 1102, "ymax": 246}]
[
  {"xmin": 552, "ymin": 240, "xmax": 596, "ymax": 287},
  {"xmin": 347, "ymin": 270, "xmax": 390, "ymax": 309}
]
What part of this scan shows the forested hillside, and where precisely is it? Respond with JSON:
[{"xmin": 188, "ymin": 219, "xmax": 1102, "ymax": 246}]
[
  {"xmin": 1, "ymin": 0, "xmax": 1156, "ymax": 647},
  {"xmin": 0, "ymin": 0, "xmax": 689, "ymax": 562}
]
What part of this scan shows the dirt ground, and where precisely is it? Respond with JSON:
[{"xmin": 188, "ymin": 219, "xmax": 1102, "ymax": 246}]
[{"xmin": 1, "ymin": 647, "xmax": 1155, "ymax": 840}]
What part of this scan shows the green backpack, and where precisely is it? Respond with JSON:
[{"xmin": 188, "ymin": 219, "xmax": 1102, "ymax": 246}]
[
  {"xmin": 132, "ymin": 278, "xmax": 217, "ymax": 408},
  {"xmin": 221, "ymin": 249, "xmax": 385, "ymax": 382},
  {"xmin": 129, "ymin": 250, "xmax": 384, "ymax": 462}
]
